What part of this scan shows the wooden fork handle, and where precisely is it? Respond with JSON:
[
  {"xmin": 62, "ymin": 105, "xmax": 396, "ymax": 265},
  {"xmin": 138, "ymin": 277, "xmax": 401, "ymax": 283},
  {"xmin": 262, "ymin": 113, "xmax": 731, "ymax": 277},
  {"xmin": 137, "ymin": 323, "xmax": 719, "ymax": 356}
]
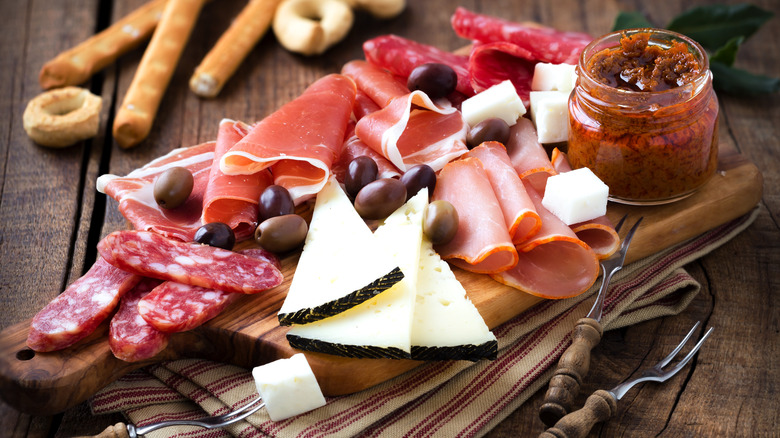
[
  {"xmin": 539, "ymin": 389, "xmax": 617, "ymax": 438},
  {"xmin": 76, "ymin": 423, "xmax": 130, "ymax": 438},
  {"xmin": 539, "ymin": 318, "xmax": 603, "ymax": 426}
]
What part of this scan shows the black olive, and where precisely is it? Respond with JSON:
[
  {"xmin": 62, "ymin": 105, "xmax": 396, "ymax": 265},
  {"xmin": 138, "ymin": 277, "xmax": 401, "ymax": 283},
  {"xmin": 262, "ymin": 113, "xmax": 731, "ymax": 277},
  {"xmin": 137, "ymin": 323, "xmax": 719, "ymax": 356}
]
[
  {"xmin": 254, "ymin": 214, "xmax": 308, "ymax": 253},
  {"xmin": 354, "ymin": 178, "xmax": 407, "ymax": 220},
  {"xmin": 154, "ymin": 167, "xmax": 194, "ymax": 209},
  {"xmin": 259, "ymin": 185, "xmax": 295, "ymax": 222},
  {"xmin": 407, "ymin": 63, "xmax": 458, "ymax": 99},
  {"xmin": 194, "ymin": 222, "xmax": 236, "ymax": 250},
  {"xmin": 423, "ymin": 200, "xmax": 459, "ymax": 245},
  {"xmin": 399, "ymin": 164, "xmax": 436, "ymax": 200},
  {"xmin": 466, "ymin": 118, "xmax": 512, "ymax": 149},
  {"xmin": 345, "ymin": 156, "xmax": 378, "ymax": 198}
]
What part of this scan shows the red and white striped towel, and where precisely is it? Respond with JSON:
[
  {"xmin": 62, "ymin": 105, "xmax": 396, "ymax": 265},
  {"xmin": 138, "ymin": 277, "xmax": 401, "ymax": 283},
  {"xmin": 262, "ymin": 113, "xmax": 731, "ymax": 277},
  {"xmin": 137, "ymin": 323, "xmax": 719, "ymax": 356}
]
[{"xmin": 90, "ymin": 209, "xmax": 758, "ymax": 438}]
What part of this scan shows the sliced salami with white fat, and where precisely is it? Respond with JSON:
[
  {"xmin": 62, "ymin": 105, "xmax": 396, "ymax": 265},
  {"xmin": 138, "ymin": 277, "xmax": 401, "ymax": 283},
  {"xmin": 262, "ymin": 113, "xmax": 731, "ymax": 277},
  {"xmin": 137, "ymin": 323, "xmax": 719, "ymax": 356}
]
[{"xmin": 109, "ymin": 278, "xmax": 169, "ymax": 362}]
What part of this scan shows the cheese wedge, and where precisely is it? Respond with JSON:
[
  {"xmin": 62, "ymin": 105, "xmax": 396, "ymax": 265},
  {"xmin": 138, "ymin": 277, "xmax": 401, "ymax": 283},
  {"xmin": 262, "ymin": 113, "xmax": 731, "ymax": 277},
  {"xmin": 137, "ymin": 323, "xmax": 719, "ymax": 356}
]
[
  {"xmin": 286, "ymin": 189, "xmax": 427, "ymax": 359},
  {"xmin": 278, "ymin": 177, "xmax": 403, "ymax": 325},
  {"xmin": 411, "ymin": 238, "xmax": 497, "ymax": 361}
]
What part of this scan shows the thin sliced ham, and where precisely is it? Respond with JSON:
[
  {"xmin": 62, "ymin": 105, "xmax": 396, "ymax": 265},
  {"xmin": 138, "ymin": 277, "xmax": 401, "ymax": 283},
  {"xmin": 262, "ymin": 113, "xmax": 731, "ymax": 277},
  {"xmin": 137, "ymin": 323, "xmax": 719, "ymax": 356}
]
[
  {"xmin": 492, "ymin": 181, "xmax": 599, "ymax": 299},
  {"xmin": 505, "ymin": 118, "xmax": 555, "ymax": 193},
  {"xmin": 97, "ymin": 142, "xmax": 216, "ymax": 242},
  {"xmin": 332, "ymin": 123, "xmax": 401, "ymax": 184},
  {"xmin": 202, "ymin": 119, "xmax": 273, "ymax": 241},
  {"xmin": 433, "ymin": 157, "xmax": 518, "ymax": 274},
  {"xmin": 550, "ymin": 148, "xmax": 620, "ymax": 259},
  {"xmin": 220, "ymin": 74, "xmax": 356, "ymax": 204},
  {"xmin": 343, "ymin": 60, "xmax": 409, "ymax": 108},
  {"xmin": 465, "ymin": 142, "xmax": 541, "ymax": 244}
]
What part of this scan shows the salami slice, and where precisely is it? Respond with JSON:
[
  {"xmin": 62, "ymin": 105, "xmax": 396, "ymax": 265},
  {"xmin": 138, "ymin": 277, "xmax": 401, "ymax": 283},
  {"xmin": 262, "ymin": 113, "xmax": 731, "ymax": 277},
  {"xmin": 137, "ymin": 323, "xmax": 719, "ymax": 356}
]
[
  {"xmin": 27, "ymin": 257, "xmax": 141, "ymax": 352},
  {"xmin": 468, "ymin": 41, "xmax": 536, "ymax": 106},
  {"xmin": 109, "ymin": 278, "xmax": 169, "ymax": 362},
  {"xmin": 137, "ymin": 248, "xmax": 280, "ymax": 333},
  {"xmin": 97, "ymin": 230, "xmax": 283, "ymax": 294}
]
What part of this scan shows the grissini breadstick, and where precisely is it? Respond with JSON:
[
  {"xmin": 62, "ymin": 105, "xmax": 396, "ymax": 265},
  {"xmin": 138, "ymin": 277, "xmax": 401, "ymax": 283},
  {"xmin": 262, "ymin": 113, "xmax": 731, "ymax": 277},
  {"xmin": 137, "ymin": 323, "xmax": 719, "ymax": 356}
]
[
  {"xmin": 39, "ymin": 0, "xmax": 168, "ymax": 90},
  {"xmin": 113, "ymin": 0, "xmax": 207, "ymax": 148},
  {"xmin": 189, "ymin": 0, "xmax": 283, "ymax": 98}
]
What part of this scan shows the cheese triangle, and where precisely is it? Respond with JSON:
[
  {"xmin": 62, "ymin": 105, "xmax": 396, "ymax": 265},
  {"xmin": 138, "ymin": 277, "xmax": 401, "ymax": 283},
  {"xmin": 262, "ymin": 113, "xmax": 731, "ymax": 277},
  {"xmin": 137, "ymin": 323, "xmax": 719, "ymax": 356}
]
[
  {"xmin": 278, "ymin": 177, "xmax": 403, "ymax": 325},
  {"xmin": 286, "ymin": 189, "xmax": 427, "ymax": 358}
]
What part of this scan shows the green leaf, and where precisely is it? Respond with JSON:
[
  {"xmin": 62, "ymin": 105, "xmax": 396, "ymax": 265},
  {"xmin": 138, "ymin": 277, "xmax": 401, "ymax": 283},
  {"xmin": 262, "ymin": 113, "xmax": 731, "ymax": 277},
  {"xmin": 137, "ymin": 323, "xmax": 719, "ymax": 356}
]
[
  {"xmin": 710, "ymin": 61, "xmax": 780, "ymax": 95},
  {"xmin": 666, "ymin": 4, "xmax": 773, "ymax": 52},
  {"xmin": 709, "ymin": 36, "xmax": 744, "ymax": 66},
  {"xmin": 611, "ymin": 11, "xmax": 654, "ymax": 31}
]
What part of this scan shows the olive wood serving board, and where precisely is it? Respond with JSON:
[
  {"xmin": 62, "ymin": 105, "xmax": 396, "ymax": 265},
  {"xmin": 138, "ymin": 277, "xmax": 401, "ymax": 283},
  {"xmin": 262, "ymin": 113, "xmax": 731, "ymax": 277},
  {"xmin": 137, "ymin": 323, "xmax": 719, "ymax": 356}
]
[{"xmin": 0, "ymin": 144, "xmax": 762, "ymax": 415}]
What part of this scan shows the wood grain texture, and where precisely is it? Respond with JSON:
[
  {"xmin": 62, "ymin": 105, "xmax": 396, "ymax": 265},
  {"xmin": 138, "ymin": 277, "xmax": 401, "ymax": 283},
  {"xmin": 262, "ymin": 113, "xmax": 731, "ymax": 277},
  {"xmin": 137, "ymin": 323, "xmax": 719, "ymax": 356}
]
[{"xmin": 0, "ymin": 0, "xmax": 777, "ymax": 436}]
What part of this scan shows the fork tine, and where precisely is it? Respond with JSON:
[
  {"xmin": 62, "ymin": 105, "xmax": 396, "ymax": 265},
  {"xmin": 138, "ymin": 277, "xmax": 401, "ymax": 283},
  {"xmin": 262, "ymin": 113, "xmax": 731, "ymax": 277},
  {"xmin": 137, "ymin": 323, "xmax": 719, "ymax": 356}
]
[
  {"xmin": 662, "ymin": 326, "xmax": 714, "ymax": 376},
  {"xmin": 613, "ymin": 214, "xmax": 629, "ymax": 233},
  {"xmin": 658, "ymin": 321, "xmax": 701, "ymax": 369},
  {"xmin": 619, "ymin": 216, "xmax": 643, "ymax": 251}
]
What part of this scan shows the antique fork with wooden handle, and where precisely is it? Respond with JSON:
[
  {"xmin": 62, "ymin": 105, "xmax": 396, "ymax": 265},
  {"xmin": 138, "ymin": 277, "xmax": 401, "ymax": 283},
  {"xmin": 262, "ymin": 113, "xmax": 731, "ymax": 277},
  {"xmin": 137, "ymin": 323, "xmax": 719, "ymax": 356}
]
[
  {"xmin": 539, "ymin": 215, "xmax": 643, "ymax": 426},
  {"xmin": 539, "ymin": 321, "xmax": 713, "ymax": 438}
]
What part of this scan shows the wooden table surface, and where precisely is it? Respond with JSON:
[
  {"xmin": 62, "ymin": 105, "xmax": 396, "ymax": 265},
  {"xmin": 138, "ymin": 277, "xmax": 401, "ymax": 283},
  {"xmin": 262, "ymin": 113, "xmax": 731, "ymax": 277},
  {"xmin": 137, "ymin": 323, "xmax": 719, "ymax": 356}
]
[{"xmin": 1, "ymin": 0, "xmax": 777, "ymax": 436}]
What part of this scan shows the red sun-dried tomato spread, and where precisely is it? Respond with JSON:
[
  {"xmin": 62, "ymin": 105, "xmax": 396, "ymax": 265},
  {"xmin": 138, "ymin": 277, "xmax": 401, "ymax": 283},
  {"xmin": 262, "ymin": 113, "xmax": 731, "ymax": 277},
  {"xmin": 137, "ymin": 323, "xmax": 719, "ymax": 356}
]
[{"xmin": 567, "ymin": 29, "xmax": 719, "ymax": 204}]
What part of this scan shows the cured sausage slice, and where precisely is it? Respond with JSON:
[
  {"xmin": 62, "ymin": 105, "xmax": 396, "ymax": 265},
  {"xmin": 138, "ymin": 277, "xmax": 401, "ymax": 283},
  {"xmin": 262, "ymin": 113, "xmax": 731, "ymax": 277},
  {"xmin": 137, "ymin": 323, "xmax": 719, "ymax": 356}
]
[
  {"xmin": 97, "ymin": 230, "xmax": 283, "ymax": 294},
  {"xmin": 27, "ymin": 257, "xmax": 141, "ymax": 352},
  {"xmin": 468, "ymin": 41, "xmax": 536, "ymax": 106},
  {"xmin": 109, "ymin": 278, "xmax": 169, "ymax": 362},
  {"xmin": 137, "ymin": 248, "xmax": 280, "ymax": 333}
]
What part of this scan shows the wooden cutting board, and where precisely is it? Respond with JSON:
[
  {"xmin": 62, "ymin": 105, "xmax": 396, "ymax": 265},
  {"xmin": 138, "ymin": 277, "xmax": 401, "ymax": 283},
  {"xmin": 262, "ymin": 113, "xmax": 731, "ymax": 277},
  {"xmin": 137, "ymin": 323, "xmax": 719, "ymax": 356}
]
[{"xmin": 0, "ymin": 144, "xmax": 762, "ymax": 415}]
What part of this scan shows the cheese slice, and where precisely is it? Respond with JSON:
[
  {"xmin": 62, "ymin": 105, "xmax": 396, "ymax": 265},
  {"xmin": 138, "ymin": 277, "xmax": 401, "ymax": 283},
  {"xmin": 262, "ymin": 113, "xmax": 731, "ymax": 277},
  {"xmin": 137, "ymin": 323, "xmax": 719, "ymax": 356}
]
[
  {"xmin": 286, "ymin": 189, "xmax": 427, "ymax": 359},
  {"xmin": 278, "ymin": 177, "xmax": 403, "ymax": 325},
  {"xmin": 410, "ymin": 238, "xmax": 497, "ymax": 361}
]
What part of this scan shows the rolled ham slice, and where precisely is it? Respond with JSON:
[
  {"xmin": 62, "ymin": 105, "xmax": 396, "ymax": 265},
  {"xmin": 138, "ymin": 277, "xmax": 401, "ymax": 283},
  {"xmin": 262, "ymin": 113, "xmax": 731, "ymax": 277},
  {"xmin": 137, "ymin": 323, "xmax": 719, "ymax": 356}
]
[
  {"xmin": 97, "ymin": 142, "xmax": 215, "ymax": 242},
  {"xmin": 220, "ymin": 74, "xmax": 356, "ymax": 204},
  {"xmin": 433, "ymin": 157, "xmax": 518, "ymax": 274},
  {"xmin": 492, "ymin": 181, "xmax": 599, "ymax": 299},
  {"xmin": 505, "ymin": 117, "xmax": 555, "ymax": 193},
  {"xmin": 202, "ymin": 119, "xmax": 273, "ymax": 241}
]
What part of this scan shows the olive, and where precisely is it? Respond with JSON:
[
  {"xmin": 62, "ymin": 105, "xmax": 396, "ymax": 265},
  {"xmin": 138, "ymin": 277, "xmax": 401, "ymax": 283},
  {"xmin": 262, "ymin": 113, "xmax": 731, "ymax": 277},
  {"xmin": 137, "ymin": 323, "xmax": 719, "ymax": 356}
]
[
  {"xmin": 466, "ymin": 118, "xmax": 511, "ymax": 149},
  {"xmin": 194, "ymin": 222, "xmax": 236, "ymax": 250},
  {"xmin": 399, "ymin": 164, "xmax": 436, "ymax": 200},
  {"xmin": 423, "ymin": 200, "xmax": 459, "ymax": 245},
  {"xmin": 258, "ymin": 185, "xmax": 294, "ymax": 222},
  {"xmin": 254, "ymin": 214, "xmax": 308, "ymax": 253},
  {"xmin": 407, "ymin": 63, "xmax": 458, "ymax": 99},
  {"xmin": 354, "ymin": 178, "xmax": 407, "ymax": 220},
  {"xmin": 154, "ymin": 166, "xmax": 194, "ymax": 209},
  {"xmin": 345, "ymin": 156, "xmax": 378, "ymax": 198}
]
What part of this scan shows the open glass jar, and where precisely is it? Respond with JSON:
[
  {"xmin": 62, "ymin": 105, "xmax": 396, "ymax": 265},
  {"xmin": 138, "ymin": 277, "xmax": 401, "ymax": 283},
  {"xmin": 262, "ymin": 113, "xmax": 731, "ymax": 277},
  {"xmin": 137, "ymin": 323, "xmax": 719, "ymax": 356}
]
[{"xmin": 567, "ymin": 28, "xmax": 719, "ymax": 205}]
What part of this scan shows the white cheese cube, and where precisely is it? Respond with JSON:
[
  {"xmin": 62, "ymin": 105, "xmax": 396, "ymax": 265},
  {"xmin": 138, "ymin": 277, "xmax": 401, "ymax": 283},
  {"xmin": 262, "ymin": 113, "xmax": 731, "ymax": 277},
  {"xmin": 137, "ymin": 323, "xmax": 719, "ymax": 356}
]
[
  {"xmin": 252, "ymin": 353, "xmax": 326, "ymax": 421},
  {"xmin": 461, "ymin": 80, "xmax": 526, "ymax": 127},
  {"xmin": 531, "ymin": 63, "xmax": 578, "ymax": 92},
  {"xmin": 542, "ymin": 167, "xmax": 609, "ymax": 225},
  {"xmin": 529, "ymin": 91, "xmax": 570, "ymax": 143}
]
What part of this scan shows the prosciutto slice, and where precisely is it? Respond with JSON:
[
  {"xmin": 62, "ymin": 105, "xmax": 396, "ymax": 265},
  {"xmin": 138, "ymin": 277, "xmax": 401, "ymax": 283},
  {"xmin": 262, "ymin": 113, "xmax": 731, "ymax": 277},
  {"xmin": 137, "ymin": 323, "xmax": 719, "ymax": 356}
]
[
  {"xmin": 492, "ymin": 181, "xmax": 599, "ymax": 299},
  {"xmin": 97, "ymin": 142, "xmax": 215, "ymax": 242},
  {"xmin": 332, "ymin": 124, "xmax": 401, "ymax": 184},
  {"xmin": 433, "ymin": 157, "xmax": 518, "ymax": 274},
  {"xmin": 220, "ymin": 74, "xmax": 356, "ymax": 204},
  {"xmin": 550, "ymin": 148, "xmax": 620, "ymax": 259},
  {"xmin": 505, "ymin": 118, "xmax": 555, "ymax": 193},
  {"xmin": 202, "ymin": 119, "xmax": 273, "ymax": 241}
]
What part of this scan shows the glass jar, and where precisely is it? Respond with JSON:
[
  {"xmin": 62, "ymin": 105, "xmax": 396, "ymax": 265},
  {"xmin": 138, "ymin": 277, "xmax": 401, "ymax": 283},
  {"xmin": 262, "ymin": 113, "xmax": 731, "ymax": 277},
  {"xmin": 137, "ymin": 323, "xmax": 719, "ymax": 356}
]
[{"xmin": 567, "ymin": 28, "xmax": 719, "ymax": 205}]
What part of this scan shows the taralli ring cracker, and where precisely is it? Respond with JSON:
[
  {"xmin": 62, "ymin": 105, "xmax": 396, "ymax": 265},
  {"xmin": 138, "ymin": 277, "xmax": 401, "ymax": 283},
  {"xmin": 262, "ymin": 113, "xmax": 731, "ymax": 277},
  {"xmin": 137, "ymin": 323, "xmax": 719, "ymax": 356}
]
[{"xmin": 23, "ymin": 86, "xmax": 102, "ymax": 148}]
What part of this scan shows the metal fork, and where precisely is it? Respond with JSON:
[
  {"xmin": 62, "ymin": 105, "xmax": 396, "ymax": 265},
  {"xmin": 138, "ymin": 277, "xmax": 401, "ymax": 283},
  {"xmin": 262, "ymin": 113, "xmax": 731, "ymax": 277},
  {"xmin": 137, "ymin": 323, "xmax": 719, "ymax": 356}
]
[
  {"xmin": 93, "ymin": 395, "xmax": 266, "ymax": 437},
  {"xmin": 539, "ymin": 215, "xmax": 643, "ymax": 426},
  {"xmin": 539, "ymin": 322, "xmax": 714, "ymax": 438}
]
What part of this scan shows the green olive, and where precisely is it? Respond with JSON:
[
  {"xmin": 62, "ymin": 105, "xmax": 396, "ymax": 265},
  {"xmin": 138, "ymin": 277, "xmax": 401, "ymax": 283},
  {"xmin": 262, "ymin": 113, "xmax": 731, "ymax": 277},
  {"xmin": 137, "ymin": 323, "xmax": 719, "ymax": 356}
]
[
  {"xmin": 423, "ymin": 200, "xmax": 459, "ymax": 245},
  {"xmin": 354, "ymin": 178, "xmax": 407, "ymax": 220},
  {"xmin": 254, "ymin": 214, "xmax": 308, "ymax": 253},
  {"xmin": 154, "ymin": 167, "xmax": 194, "ymax": 209}
]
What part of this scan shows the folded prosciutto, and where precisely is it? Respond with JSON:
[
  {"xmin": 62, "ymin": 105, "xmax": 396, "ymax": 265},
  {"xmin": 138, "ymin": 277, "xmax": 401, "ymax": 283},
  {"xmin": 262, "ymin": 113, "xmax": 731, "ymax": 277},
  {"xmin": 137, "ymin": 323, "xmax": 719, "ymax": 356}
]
[
  {"xmin": 505, "ymin": 118, "xmax": 556, "ymax": 193},
  {"xmin": 202, "ymin": 119, "xmax": 273, "ymax": 241},
  {"xmin": 220, "ymin": 74, "xmax": 357, "ymax": 204},
  {"xmin": 332, "ymin": 123, "xmax": 401, "ymax": 184},
  {"xmin": 97, "ymin": 142, "xmax": 216, "ymax": 242}
]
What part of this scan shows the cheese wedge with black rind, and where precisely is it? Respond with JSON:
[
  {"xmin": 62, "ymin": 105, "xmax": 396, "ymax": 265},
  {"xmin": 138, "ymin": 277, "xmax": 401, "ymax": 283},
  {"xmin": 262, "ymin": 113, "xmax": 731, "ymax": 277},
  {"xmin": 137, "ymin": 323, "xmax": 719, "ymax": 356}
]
[
  {"xmin": 285, "ymin": 190, "xmax": 427, "ymax": 358},
  {"xmin": 278, "ymin": 177, "xmax": 403, "ymax": 325},
  {"xmin": 409, "ymin": 238, "xmax": 498, "ymax": 361}
]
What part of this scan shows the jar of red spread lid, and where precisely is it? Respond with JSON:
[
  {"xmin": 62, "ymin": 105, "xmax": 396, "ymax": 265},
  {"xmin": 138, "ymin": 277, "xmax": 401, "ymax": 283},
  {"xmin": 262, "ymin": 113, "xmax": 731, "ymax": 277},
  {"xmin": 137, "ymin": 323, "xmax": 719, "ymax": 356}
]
[{"xmin": 568, "ymin": 28, "xmax": 719, "ymax": 205}]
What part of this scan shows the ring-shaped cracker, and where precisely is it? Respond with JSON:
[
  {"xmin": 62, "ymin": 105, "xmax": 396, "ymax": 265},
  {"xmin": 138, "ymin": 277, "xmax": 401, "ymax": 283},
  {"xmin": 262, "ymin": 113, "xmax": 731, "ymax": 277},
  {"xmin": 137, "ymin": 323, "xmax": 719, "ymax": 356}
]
[{"xmin": 23, "ymin": 86, "xmax": 102, "ymax": 148}]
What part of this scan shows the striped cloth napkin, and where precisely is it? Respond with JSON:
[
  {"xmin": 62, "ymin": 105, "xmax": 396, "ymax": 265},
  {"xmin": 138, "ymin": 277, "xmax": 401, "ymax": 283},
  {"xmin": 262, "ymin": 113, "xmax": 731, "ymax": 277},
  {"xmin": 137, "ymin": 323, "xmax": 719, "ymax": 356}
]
[{"xmin": 90, "ymin": 209, "xmax": 758, "ymax": 438}]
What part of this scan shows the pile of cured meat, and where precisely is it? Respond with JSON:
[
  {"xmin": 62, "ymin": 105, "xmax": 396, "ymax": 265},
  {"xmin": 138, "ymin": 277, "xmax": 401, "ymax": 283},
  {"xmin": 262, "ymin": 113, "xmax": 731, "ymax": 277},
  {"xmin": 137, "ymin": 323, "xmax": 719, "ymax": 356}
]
[{"xmin": 27, "ymin": 8, "xmax": 619, "ymax": 362}]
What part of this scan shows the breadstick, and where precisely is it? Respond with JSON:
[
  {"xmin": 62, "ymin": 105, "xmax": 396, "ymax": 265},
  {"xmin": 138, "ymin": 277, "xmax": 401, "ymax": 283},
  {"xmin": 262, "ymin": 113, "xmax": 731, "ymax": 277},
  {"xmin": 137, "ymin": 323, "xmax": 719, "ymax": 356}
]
[
  {"xmin": 39, "ymin": 0, "xmax": 168, "ymax": 90},
  {"xmin": 113, "ymin": 0, "xmax": 207, "ymax": 148},
  {"xmin": 189, "ymin": 0, "xmax": 283, "ymax": 98}
]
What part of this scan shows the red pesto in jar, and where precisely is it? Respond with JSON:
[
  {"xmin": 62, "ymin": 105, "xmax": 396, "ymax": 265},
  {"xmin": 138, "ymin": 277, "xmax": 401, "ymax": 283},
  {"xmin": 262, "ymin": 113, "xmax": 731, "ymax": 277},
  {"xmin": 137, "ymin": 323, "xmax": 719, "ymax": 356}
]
[{"xmin": 568, "ymin": 29, "xmax": 719, "ymax": 204}]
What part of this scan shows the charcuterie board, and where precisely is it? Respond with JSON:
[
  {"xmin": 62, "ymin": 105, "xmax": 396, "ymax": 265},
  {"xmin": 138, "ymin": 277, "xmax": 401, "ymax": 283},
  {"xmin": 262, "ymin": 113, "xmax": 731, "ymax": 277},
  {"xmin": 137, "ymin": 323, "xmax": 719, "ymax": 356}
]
[{"xmin": 0, "ymin": 143, "xmax": 762, "ymax": 415}]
